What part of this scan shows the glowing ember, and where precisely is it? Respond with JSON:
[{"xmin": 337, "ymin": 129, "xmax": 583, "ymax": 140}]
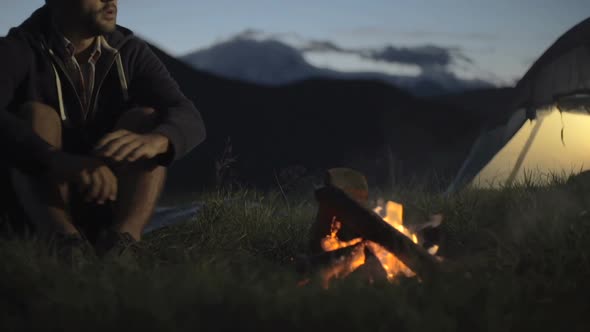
[
  {"xmin": 320, "ymin": 200, "xmax": 440, "ymax": 284},
  {"xmin": 428, "ymin": 245, "xmax": 440, "ymax": 256}
]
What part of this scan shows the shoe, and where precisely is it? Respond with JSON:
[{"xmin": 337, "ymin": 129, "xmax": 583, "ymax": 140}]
[
  {"xmin": 51, "ymin": 232, "xmax": 95, "ymax": 267},
  {"xmin": 95, "ymin": 229, "xmax": 139, "ymax": 259}
]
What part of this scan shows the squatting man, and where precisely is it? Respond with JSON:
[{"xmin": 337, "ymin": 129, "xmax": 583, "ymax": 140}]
[{"xmin": 0, "ymin": 0, "xmax": 206, "ymax": 258}]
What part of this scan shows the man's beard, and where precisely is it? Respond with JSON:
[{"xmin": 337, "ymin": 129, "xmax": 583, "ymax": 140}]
[{"xmin": 84, "ymin": 8, "xmax": 117, "ymax": 35}]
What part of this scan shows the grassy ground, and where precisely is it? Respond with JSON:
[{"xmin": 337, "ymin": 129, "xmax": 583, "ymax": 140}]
[{"xmin": 2, "ymin": 178, "xmax": 590, "ymax": 331}]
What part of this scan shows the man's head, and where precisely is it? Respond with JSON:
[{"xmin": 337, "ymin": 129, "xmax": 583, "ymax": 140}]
[{"xmin": 46, "ymin": 0, "xmax": 118, "ymax": 36}]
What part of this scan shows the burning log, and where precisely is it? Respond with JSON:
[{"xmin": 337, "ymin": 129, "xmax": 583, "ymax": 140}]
[
  {"xmin": 318, "ymin": 243, "xmax": 366, "ymax": 288},
  {"xmin": 295, "ymin": 243, "xmax": 365, "ymax": 274},
  {"xmin": 308, "ymin": 168, "xmax": 368, "ymax": 254},
  {"xmin": 301, "ymin": 167, "xmax": 444, "ymax": 286},
  {"xmin": 296, "ymin": 242, "xmax": 389, "ymax": 288},
  {"xmin": 409, "ymin": 214, "xmax": 443, "ymax": 252},
  {"xmin": 315, "ymin": 185, "xmax": 442, "ymax": 281}
]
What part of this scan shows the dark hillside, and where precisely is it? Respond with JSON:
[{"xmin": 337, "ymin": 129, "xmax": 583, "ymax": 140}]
[{"xmin": 150, "ymin": 45, "xmax": 484, "ymax": 193}]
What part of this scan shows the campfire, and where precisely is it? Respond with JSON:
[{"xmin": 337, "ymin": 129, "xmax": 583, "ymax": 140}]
[{"xmin": 299, "ymin": 168, "xmax": 443, "ymax": 288}]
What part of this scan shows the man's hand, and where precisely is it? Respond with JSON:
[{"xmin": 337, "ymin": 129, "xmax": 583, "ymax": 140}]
[
  {"xmin": 93, "ymin": 130, "xmax": 169, "ymax": 163},
  {"xmin": 48, "ymin": 152, "xmax": 118, "ymax": 205}
]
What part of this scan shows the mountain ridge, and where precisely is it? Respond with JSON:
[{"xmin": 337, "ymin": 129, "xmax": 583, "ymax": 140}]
[{"xmin": 180, "ymin": 34, "xmax": 496, "ymax": 97}]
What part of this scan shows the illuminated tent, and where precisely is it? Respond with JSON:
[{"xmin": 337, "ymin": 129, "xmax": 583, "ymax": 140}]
[{"xmin": 447, "ymin": 17, "xmax": 590, "ymax": 193}]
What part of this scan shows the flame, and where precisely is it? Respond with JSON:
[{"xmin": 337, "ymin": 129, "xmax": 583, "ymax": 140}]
[
  {"xmin": 321, "ymin": 200, "xmax": 440, "ymax": 283},
  {"xmin": 320, "ymin": 243, "xmax": 366, "ymax": 289},
  {"xmin": 365, "ymin": 242, "xmax": 415, "ymax": 279},
  {"xmin": 428, "ymin": 245, "xmax": 439, "ymax": 255},
  {"xmin": 374, "ymin": 201, "xmax": 418, "ymax": 244},
  {"xmin": 320, "ymin": 217, "xmax": 363, "ymax": 251}
]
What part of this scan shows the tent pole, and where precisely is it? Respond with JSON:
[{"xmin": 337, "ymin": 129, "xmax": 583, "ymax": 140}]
[{"xmin": 506, "ymin": 117, "xmax": 545, "ymax": 186}]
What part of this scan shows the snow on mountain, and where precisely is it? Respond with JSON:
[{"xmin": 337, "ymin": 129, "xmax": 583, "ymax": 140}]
[{"xmin": 180, "ymin": 31, "xmax": 496, "ymax": 96}]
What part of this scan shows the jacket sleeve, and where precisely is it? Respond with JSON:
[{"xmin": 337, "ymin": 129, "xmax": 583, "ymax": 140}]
[
  {"xmin": 127, "ymin": 38, "xmax": 206, "ymax": 165},
  {"xmin": 0, "ymin": 31, "xmax": 57, "ymax": 175}
]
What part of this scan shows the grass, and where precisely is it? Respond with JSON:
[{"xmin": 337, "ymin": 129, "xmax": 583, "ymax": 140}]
[{"xmin": 2, "ymin": 176, "xmax": 590, "ymax": 331}]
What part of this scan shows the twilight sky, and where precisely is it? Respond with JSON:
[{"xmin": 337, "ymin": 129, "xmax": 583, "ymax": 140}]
[{"xmin": 1, "ymin": 0, "xmax": 588, "ymax": 85}]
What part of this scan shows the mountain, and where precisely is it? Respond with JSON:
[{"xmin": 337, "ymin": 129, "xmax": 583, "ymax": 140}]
[
  {"xmin": 149, "ymin": 44, "xmax": 486, "ymax": 194},
  {"xmin": 180, "ymin": 35, "xmax": 495, "ymax": 97},
  {"xmin": 431, "ymin": 87, "xmax": 517, "ymax": 126},
  {"xmin": 179, "ymin": 37, "xmax": 324, "ymax": 85}
]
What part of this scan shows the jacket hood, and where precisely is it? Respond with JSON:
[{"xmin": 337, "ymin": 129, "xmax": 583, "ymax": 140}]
[
  {"xmin": 11, "ymin": 5, "xmax": 135, "ymax": 125},
  {"xmin": 13, "ymin": 5, "xmax": 134, "ymax": 53}
]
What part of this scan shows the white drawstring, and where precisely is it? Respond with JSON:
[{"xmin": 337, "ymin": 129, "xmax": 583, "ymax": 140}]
[
  {"xmin": 45, "ymin": 37, "xmax": 129, "ymax": 124},
  {"xmin": 115, "ymin": 53, "xmax": 129, "ymax": 102},
  {"xmin": 101, "ymin": 36, "xmax": 129, "ymax": 102},
  {"xmin": 48, "ymin": 49, "xmax": 67, "ymax": 122}
]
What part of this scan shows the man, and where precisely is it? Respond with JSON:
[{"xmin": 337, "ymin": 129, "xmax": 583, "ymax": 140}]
[{"xmin": 0, "ymin": 0, "xmax": 206, "ymax": 259}]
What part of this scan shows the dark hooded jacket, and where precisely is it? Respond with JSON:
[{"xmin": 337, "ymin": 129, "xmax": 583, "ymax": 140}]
[{"xmin": 0, "ymin": 5, "xmax": 206, "ymax": 175}]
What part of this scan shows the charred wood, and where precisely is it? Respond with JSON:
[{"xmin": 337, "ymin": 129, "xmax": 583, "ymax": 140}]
[{"xmin": 315, "ymin": 185, "xmax": 442, "ymax": 280}]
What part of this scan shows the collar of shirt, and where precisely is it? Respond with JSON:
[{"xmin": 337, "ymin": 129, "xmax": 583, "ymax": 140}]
[
  {"xmin": 48, "ymin": 13, "xmax": 102, "ymax": 64},
  {"xmin": 62, "ymin": 35, "xmax": 102, "ymax": 65}
]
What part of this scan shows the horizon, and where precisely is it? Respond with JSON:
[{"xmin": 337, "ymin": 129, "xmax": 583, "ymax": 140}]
[{"xmin": 1, "ymin": 1, "xmax": 588, "ymax": 85}]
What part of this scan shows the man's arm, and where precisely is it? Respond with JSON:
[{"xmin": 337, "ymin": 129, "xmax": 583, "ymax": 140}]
[
  {"xmin": 126, "ymin": 38, "xmax": 207, "ymax": 164},
  {"xmin": 0, "ymin": 31, "xmax": 59, "ymax": 175}
]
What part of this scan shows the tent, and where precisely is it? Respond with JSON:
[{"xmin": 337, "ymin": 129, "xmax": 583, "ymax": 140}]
[{"xmin": 447, "ymin": 17, "xmax": 590, "ymax": 193}]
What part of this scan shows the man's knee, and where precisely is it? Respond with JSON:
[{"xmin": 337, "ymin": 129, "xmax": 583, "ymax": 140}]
[
  {"xmin": 115, "ymin": 107, "xmax": 158, "ymax": 134},
  {"xmin": 17, "ymin": 102, "xmax": 62, "ymax": 147},
  {"xmin": 110, "ymin": 107, "xmax": 164, "ymax": 173}
]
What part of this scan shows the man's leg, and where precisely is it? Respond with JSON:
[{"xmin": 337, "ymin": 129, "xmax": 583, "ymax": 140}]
[
  {"xmin": 108, "ymin": 107, "xmax": 167, "ymax": 241},
  {"xmin": 10, "ymin": 102, "xmax": 79, "ymax": 237}
]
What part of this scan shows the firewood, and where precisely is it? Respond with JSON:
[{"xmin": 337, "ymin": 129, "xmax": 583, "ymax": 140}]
[
  {"xmin": 347, "ymin": 248, "xmax": 389, "ymax": 283},
  {"xmin": 315, "ymin": 185, "xmax": 442, "ymax": 280},
  {"xmin": 295, "ymin": 243, "xmax": 364, "ymax": 274},
  {"xmin": 308, "ymin": 168, "xmax": 368, "ymax": 254},
  {"xmin": 296, "ymin": 243, "xmax": 390, "ymax": 288}
]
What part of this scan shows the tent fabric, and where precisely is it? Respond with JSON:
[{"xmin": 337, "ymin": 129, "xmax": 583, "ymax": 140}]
[
  {"xmin": 447, "ymin": 17, "xmax": 590, "ymax": 193},
  {"xmin": 513, "ymin": 17, "xmax": 590, "ymax": 110},
  {"xmin": 459, "ymin": 108, "xmax": 590, "ymax": 190},
  {"xmin": 446, "ymin": 109, "xmax": 527, "ymax": 193},
  {"xmin": 448, "ymin": 107, "xmax": 590, "ymax": 193},
  {"xmin": 516, "ymin": 44, "xmax": 590, "ymax": 109}
]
